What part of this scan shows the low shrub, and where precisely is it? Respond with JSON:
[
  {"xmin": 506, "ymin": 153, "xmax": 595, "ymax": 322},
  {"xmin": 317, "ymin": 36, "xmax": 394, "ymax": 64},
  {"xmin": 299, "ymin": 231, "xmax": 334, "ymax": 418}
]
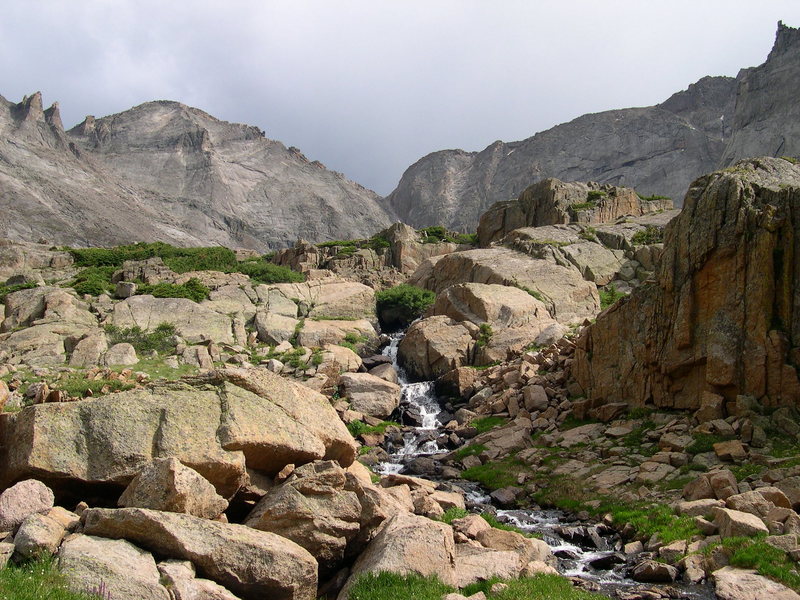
[
  {"xmin": 347, "ymin": 420, "xmax": 402, "ymax": 438},
  {"xmin": 0, "ymin": 282, "xmax": 38, "ymax": 303},
  {"xmin": 631, "ymin": 224, "xmax": 664, "ymax": 245},
  {"xmin": 472, "ymin": 416, "xmax": 506, "ymax": 433},
  {"xmin": 375, "ymin": 284, "xmax": 435, "ymax": 331},
  {"xmin": 599, "ymin": 283, "xmax": 625, "ymax": 310},
  {"xmin": 476, "ymin": 323, "xmax": 493, "ymax": 348},
  {"xmin": 438, "ymin": 507, "xmax": 469, "ymax": 524},
  {"xmin": 71, "ymin": 266, "xmax": 116, "ymax": 296},
  {"xmin": 104, "ymin": 322, "xmax": 177, "ymax": 355},
  {"xmin": 137, "ymin": 278, "xmax": 210, "ymax": 303}
]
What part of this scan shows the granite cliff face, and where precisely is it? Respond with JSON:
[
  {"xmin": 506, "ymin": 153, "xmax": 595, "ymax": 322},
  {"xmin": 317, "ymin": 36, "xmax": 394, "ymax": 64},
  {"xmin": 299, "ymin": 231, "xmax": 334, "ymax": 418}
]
[
  {"xmin": 387, "ymin": 23, "xmax": 797, "ymax": 230},
  {"xmin": 1, "ymin": 95, "xmax": 395, "ymax": 250},
  {"xmin": 572, "ymin": 157, "xmax": 800, "ymax": 410}
]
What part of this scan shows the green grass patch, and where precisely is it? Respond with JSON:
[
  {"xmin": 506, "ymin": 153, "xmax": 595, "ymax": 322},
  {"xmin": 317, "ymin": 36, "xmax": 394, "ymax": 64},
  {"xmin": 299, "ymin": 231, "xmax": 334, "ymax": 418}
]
[
  {"xmin": 476, "ymin": 323, "xmax": 493, "ymax": 348},
  {"xmin": 71, "ymin": 266, "xmax": 116, "ymax": 296},
  {"xmin": 707, "ymin": 536, "xmax": 800, "ymax": 591},
  {"xmin": 453, "ymin": 444, "xmax": 487, "ymax": 461},
  {"xmin": 347, "ymin": 420, "xmax": 402, "ymax": 438},
  {"xmin": 631, "ymin": 224, "xmax": 664, "ymax": 245},
  {"xmin": 570, "ymin": 202, "xmax": 596, "ymax": 211},
  {"xmin": 686, "ymin": 433, "xmax": 734, "ymax": 455},
  {"xmin": 417, "ymin": 226, "xmax": 478, "ymax": 246},
  {"xmin": 461, "ymin": 456, "xmax": 526, "ymax": 491},
  {"xmin": 0, "ymin": 555, "xmax": 103, "ymax": 600},
  {"xmin": 438, "ymin": 507, "xmax": 469, "ymax": 524},
  {"xmin": 105, "ymin": 323, "xmax": 177, "ymax": 355},
  {"xmin": 620, "ymin": 420, "xmax": 656, "ymax": 448},
  {"xmin": 120, "ymin": 357, "xmax": 196, "ymax": 380},
  {"xmin": 347, "ymin": 572, "xmax": 453, "ymax": 600},
  {"xmin": 480, "ymin": 512, "xmax": 539, "ymax": 538},
  {"xmin": 599, "ymin": 283, "xmax": 625, "ymax": 310},
  {"xmin": 637, "ymin": 193, "xmax": 671, "ymax": 202},
  {"xmin": 472, "ymin": 416, "xmax": 506, "ymax": 434},
  {"xmin": 55, "ymin": 372, "xmax": 134, "ymax": 398}
]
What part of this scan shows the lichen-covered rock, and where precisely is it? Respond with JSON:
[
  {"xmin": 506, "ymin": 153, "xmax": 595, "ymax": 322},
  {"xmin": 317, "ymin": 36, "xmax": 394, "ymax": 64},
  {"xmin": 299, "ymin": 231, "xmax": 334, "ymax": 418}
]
[
  {"xmin": 118, "ymin": 458, "xmax": 228, "ymax": 519},
  {"xmin": 574, "ymin": 158, "xmax": 800, "ymax": 410},
  {"xmin": 84, "ymin": 507, "xmax": 316, "ymax": 600},
  {"xmin": 58, "ymin": 534, "xmax": 171, "ymax": 600},
  {"xmin": 245, "ymin": 460, "xmax": 362, "ymax": 572},
  {"xmin": 1, "ymin": 368, "xmax": 356, "ymax": 497}
]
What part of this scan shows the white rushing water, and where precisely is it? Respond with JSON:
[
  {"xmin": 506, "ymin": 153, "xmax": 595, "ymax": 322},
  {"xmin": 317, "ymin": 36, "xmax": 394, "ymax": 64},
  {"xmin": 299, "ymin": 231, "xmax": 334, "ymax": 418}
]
[{"xmin": 375, "ymin": 332, "xmax": 443, "ymax": 474}]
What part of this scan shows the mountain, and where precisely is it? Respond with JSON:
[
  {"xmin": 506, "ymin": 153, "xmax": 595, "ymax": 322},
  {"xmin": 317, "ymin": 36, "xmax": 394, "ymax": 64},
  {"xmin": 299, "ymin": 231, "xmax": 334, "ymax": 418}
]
[
  {"xmin": 0, "ymin": 95, "xmax": 395, "ymax": 250},
  {"xmin": 386, "ymin": 22, "xmax": 799, "ymax": 231}
]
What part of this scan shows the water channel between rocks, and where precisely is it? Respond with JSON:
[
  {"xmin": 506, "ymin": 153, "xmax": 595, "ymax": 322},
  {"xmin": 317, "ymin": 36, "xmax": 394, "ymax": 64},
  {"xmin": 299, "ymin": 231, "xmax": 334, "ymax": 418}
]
[{"xmin": 373, "ymin": 332, "xmax": 714, "ymax": 600}]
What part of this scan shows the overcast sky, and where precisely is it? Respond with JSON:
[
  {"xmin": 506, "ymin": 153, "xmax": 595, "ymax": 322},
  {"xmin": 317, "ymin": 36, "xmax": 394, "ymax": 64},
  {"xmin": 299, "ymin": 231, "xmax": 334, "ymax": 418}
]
[{"xmin": 2, "ymin": 1, "xmax": 798, "ymax": 194}]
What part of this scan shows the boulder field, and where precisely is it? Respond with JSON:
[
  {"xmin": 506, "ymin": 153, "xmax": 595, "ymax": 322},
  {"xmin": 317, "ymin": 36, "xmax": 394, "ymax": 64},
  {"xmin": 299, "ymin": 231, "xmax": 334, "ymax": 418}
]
[{"xmin": 2, "ymin": 158, "xmax": 800, "ymax": 599}]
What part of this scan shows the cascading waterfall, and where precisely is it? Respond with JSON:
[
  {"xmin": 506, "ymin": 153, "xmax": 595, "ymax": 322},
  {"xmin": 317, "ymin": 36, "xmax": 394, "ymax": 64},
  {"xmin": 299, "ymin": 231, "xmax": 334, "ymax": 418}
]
[{"xmin": 372, "ymin": 330, "xmax": 713, "ymax": 598}]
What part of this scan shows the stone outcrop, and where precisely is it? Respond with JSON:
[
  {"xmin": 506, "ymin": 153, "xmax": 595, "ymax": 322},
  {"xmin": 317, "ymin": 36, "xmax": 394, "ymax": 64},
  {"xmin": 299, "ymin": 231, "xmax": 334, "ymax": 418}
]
[
  {"xmin": 573, "ymin": 158, "xmax": 800, "ymax": 409},
  {"xmin": 0, "ymin": 368, "xmax": 356, "ymax": 497},
  {"xmin": 338, "ymin": 373, "xmax": 401, "ymax": 419},
  {"xmin": 713, "ymin": 565, "xmax": 800, "ymax": 600},
  {"xmin": 477, "ymin": 178, "xmax": 672, "ymax": 247},
  {"xmin": 83, "ymin": 507, "xmax": 317, "ymax": 600},
  {"xmin": 0, "ymin": 93, "xmax": 394, "ymax": 250},
  {"xmin": 409, "ymin": 248, "xmax": 599, "ymax": 325}
]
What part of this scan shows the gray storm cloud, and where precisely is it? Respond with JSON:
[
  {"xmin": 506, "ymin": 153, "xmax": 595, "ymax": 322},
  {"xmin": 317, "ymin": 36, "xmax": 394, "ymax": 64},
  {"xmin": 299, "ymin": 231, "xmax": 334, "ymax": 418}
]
[{"xmin": 2, "ymin": 0, "xmax": 798, "ymax": 194}]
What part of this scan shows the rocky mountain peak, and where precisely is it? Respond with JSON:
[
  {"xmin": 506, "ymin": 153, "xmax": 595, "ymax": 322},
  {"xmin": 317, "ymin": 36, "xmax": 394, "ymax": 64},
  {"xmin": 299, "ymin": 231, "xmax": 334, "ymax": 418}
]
[{"xmin": 768, "ymin": 20, "xmax": 800, "ymax": 60}]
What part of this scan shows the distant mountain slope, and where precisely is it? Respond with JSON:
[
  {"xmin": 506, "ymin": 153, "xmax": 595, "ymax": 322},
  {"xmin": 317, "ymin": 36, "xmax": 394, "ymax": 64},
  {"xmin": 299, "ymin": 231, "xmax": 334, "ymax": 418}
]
[
  {"xmin": 1, "ymin": 95, "xmax": 395, "ymax": 250},
  {"xmin": 387, "ymin": 22, "xmax": 797, "ymax": 230}
]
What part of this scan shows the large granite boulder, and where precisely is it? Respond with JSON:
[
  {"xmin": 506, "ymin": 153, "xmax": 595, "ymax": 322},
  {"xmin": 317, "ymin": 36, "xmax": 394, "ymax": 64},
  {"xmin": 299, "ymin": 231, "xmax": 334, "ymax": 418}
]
[
  {"xmin": 338, "ymin": 373, "xmax": 401, "ymax": 419},
  {"xmin": 337, "ymin": 512, "xmax": 457, "ymax": 600},
  {"xmin": 83, "ymin": 507, "xmax": 317, "ymax": 600},
  {"xmin": 59, "ymin": 534, "xmax": 171, "ymax": 600},
  {"xmin": 397, "ymin": 316, "xmax": 475, "ymax": 381},
  {"xmin": 409, "ymin": 247, "xmax": 599, "ymax": 325},
  {"xmin": 110, "ymin": 295, "xmax": 235, "ymax": 344},
  {"xmin": 264, "ymin": 279, "xmax": 375, "ymax": 321},
  {"xmin": 1, "ymin": 367, "xmax": 356, "ymax": 498},
  {"xmin": 244, "ymin": 460, "xmax": 362, "ymax": 572},
  {"xmin": 574, "ymin": 158, "xmax": 800, "ymax": 409}
]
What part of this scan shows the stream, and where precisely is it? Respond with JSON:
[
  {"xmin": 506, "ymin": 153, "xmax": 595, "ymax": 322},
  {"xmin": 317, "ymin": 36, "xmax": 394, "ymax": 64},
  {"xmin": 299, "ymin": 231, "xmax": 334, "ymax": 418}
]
[{"xmin": 374, "ymin": 332, "xmax": 714, "ymax": 600}]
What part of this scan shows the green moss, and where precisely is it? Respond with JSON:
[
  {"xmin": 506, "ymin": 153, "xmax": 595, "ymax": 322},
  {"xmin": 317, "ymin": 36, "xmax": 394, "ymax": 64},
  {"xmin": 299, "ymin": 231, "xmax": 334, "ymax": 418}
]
[
  {"xmin": 472, "ymin": 416, "xmax": 506, "ymax": 433},
  {"xmin": 347, "ymin": 420, "xmax": 402, "ymax": 438},
  {"xmin": 453, "ymin": 444, "xmax": 487, "ymax": 460}
]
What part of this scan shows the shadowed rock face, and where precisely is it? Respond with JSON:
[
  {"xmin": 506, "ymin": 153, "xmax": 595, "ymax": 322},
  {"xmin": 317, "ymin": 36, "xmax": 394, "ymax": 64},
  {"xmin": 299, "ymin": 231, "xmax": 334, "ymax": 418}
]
[
  {"xmin": 572, "ymin": 157, "xmax": 800, "ymax": 410},
  {"xmin": 387, "ymin": 23, "xmax": 798, "ymax": 231},
  {"xmin": 1, "ymin": 95, "xmax": 395, "ymax": 250}
]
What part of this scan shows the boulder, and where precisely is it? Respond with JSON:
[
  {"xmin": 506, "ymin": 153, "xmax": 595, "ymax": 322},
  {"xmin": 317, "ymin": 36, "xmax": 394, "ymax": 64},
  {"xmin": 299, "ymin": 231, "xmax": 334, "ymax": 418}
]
[
  {"xmin": 631, "ymin": 559, "xmax": 679, "ymax": 583},
  {"xmin": 454, "ymin": 544, "xmax": 521, "ymax": 587},
  {"xmin": 244, "ymin": 461, "xmax": 362, "ymax": 572},
  {"xmin": 254, "ymin": 312, "xmax": 299, "ymax": 345},
  {"xmin": 110, "ymin": 295, "xmax": 235, "ymax": 344},
  {"xmin": 0, "ymin": 479, "xmax": 54, "ymax": 530},
  {"xmin": 105, "ymin": 342, "xmax": 139, "ymax": 366},
  {"xmin": 339, "ymin": 373, "xmax": 401, "ymax": 419},
  {"xmin": 713, "ymin": 566, "xmax": 800, "ymax": 600},
  {"xmin": 68, "ymin": 334, "xmax": 108, "ymax": 368},
  {"xmin": 475, "ymin": 527, "xmax": 554, "ymax": 568},
  {"xmin": 409, "ymin": 248, "xmax": 599, "ymax": 325},
  {"xmin": 262, "ymin": 279, "xmax": 376, "ymax": 321},
  {"xmin": 397, "ymin": 316, "xmax": 475, "ymax": 380},
  {"xmin": 13, "ymin": 512, "xmax": 67, "ymax": 558},
  {"xmin": 158, "ymin": 560, "xmax": 242, "ymax": 600},
  {"xmin": 296, "ymin": 319, "xmax": 377, "ymax": 348},
  {"xmin": 1, "ymin": 368, "xmax": 356, "ymax": 497},
  {"xmin": 118, "ymin": 457, "xmax": 228, "ymax": 519},
  {"xmin": 725, "ymin": 491, "xmax": 774, "ymax": 518},
  {"xmin": 713, "ymin": 507, "xmax": 769, "ymax": 538},
  {"xmin": 337, "ymin": 512, "xmax": 457, "ymax": 600},
  {"xmin": 59, "ymin": 534, "xmax": 171, "ymax": 600},
  {"xmin": 83, "ymin": 507, "xmax": 317, "ymax": 600}
]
